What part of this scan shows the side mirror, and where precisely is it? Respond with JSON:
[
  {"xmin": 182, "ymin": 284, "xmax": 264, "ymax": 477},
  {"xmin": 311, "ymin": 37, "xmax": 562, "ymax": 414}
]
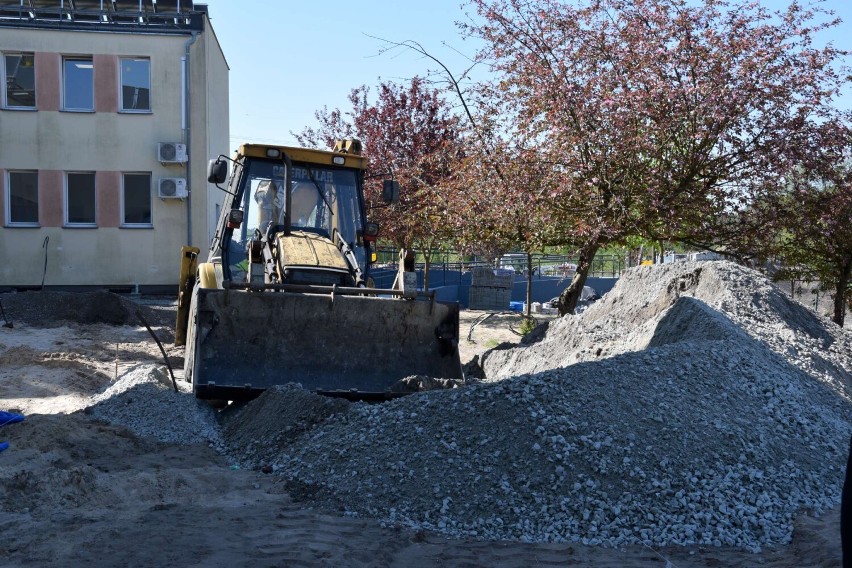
[
  {"xmin": 207, "ymin": 158, "xmax": 227, "ymax": 184},
  {"xmin": 382, "ymin": 180, "xmax": 399, "ymax": 204}
]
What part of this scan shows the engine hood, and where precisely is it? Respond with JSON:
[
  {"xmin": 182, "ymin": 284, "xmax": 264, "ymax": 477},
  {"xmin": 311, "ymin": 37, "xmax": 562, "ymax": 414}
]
[{"xmin": 275, "ymin": 231, "xmax": 348, "ymax": 270}]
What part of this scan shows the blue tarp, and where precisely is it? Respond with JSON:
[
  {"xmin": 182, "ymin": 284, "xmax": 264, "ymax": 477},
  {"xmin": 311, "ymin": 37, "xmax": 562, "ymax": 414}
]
[
  {"xmin": 0, "ymin": 411, "xmax": 24, "ymax": 453},
  {"xmin": 0, "ymin": 411, "xmax": 24, "ymax": 425}
]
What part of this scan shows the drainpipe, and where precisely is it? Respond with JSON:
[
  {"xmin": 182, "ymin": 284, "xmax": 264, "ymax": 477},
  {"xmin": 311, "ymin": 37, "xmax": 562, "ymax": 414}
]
[{"xmin": 182, "ymin": 31, "xmax": 198, "ymax": 246}]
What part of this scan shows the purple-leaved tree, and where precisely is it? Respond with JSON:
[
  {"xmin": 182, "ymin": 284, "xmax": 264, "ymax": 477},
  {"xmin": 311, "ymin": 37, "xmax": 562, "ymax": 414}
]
[{"xmin": 462, "ymin": 0, "xmax": 847, "ymax": 314}]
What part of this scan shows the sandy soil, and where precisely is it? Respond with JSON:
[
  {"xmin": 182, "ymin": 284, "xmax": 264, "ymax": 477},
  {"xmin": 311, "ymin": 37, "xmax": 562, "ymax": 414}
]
[
  {"xmin": 0, "ymin": 299, "xmax": 844, "ymax": 567},
  {"xmin": 458, "ymin": 310, "xmax": 547, "ymax": 365}
]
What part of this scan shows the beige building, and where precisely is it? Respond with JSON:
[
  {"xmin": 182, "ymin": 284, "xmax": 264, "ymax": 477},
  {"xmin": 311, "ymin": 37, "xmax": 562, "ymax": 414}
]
[{"xmin": 0, "ymin": 0, "xmax": 228, "ymax": 293}]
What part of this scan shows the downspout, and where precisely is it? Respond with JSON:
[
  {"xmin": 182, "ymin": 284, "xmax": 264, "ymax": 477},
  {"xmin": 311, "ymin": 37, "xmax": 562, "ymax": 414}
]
[{"xmin": 182, "ymin": 31, "xmax": 198, "ymax": 245}]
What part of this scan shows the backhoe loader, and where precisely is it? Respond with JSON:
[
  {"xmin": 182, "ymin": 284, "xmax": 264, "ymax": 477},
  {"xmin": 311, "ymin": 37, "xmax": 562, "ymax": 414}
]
[{"xmin": 175, "ymin": 140, "xmax": 462, "ymax": 401}]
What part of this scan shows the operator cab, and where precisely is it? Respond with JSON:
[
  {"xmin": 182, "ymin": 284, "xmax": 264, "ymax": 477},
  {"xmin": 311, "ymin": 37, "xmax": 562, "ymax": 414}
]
[{"xmin": 216, "ymin": 153, "xmax": 368, "ymax": 283}]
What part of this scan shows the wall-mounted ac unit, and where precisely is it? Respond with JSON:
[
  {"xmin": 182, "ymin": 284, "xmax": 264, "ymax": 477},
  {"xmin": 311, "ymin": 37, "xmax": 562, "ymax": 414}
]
[
  {"xmin": 158, "ymin": 177, "xmax": 187, "ymax": 199},
  {"xmin": 158, "ymin": 142, "xmax": 187, "ymax": 164}
]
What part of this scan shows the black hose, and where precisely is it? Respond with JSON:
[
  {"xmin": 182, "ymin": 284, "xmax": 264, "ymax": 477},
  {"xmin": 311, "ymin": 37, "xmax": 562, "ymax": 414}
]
[
  {"xmin": 135, "ymin": 309, "xmax": 178, "ymax": 393},
  {"xmin": 0, "ymin": 299, "xmax": 11, "ymax": 328},
  {"xmin": 40, "ymin": 236, "xmax": 49, "ymax": 290}
]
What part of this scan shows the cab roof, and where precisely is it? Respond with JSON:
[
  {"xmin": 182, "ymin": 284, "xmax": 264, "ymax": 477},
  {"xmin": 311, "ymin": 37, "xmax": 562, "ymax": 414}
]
[{"xmin": 237, "ymin": 143, "xmax": 369, "ymax": 171}]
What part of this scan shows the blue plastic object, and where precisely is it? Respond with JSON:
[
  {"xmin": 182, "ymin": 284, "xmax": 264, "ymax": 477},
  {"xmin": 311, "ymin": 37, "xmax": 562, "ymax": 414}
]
[
  {"xmin": 0, "ymin": 411, "xmax": 24, "ymax": 427},
  {"xmin": 508, "ymin": 301, "xmax": 524, "ymax": 312},
  {"xmin": 0, "ymin": 412, "xmax": 24, "ymax": 453}
]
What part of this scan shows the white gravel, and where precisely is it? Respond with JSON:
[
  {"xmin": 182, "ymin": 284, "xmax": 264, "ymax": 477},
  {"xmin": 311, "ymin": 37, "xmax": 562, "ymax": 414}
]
[
  {"xmin": 87, "ymin": 364, "xmax": 222, "ymax": 446},
  {"xmin": 81, "ymin": 260, "xmax": 852, "ymax": 552}
]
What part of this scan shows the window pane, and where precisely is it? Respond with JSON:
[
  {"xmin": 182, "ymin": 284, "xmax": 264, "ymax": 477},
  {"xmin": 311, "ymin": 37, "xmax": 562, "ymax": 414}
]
[
  {"xmin": 120, "ymin": 58, "xmax": 150, "ymax": 111},
  {"xmin": 9, "ymin": 171, "xmax": 38, "ymax": 224},
  {"xmin": 67, "ymin": 172, "xmax": 96, "ymax": 224},
  {"xmin": 123, "ymin": 173, "xmax": 151, "ymax": 224},
  {"xmin": 5, "ymin": 53, "xmax": 35, "ymax": 108},
  {"xmin": 64, "ymin": 58, "xmax": 93, "ymax": 110}
]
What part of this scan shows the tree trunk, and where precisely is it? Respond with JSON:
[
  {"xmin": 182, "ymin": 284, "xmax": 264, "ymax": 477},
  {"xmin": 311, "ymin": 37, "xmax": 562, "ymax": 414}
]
[
  {"xmin": 418, "ymin": 243, "xmax": 439, "ymax": 292},
  {"xmin": 557, "ymin": 241, "xmax": 600, "ymax": 316},
  {"xmin": 525, "ymin": 250, "xmax": 533, "ymax": 318},
  {"xmin": 833, "ymin": 258, "xmax": 851, "ymax": 327}
]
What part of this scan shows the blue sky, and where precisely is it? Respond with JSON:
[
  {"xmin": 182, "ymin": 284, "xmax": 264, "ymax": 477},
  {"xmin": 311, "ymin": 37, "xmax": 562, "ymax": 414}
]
[
  {"xmin": 202, "ymin": 0, "xmax": 481, "ymax": 151},
  {"xmin": 201, "ymin": 0, "xmax": 851, "ymax": 153}
]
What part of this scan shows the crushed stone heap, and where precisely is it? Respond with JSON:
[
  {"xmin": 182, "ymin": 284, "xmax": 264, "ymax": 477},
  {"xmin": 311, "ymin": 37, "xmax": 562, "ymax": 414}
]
[
  {"xmin": 88, "ymin": 364, "xmax": 222, "ymax": 446},
  {"xmin": 222, "ymin": 261, "xmax": 851, "ymax": 552},
  {"xmin": 482, "ymin": 261, "xmax": 851, "ymax": 394}
]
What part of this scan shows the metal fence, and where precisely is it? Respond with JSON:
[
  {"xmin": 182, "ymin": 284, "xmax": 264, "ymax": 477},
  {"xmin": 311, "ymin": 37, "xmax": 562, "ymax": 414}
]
[{"xmin": 371, "ymin": 249, "xmax": 626, "ymax": 289}]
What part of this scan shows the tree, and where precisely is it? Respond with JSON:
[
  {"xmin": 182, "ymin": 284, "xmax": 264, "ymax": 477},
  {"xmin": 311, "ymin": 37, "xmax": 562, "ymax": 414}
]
[
  {"xmin": 295, "ymin": 77, "xmax": 463, "ymax": 289},
  {"xmin": 462, "ymin": 0, "xmax": 847, "ymax": 314},
  {"xmin": 450, "ymin": 141, "xmax": 564, "ymax": 315},
  {"xmin": 756, "ymin": 117, "xmax": 852, "ymax": 326}
]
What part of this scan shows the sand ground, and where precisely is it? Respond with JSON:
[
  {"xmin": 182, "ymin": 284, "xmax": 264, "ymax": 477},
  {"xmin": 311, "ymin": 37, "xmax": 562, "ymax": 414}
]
[{"xmin": 0, "ymin": 305, "xmax": 844, "ymax": 567}]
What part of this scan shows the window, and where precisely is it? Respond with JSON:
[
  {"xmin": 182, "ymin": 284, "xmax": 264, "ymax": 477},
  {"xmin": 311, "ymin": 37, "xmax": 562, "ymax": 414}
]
[
  {"xmin": 3, "ymin": 53, "xmax": 35, "ymax": 109},
  {"xmin": 65, "ymin": 172, "xmax": 96, "ymax": 226},
  {"xmin": 5, "ymin": 171, "xmax": 38, "ymax": 225},
  {"xmin": 120, "ymin": 58, "xmax": 150, "ymax": 112},
  {"xmin": 122, "ymin": 173, "xmax": 152, "ymax": 226},
  {"xmin": 63, "ymin": 57, "xmax": 93, "ymax": 111}
]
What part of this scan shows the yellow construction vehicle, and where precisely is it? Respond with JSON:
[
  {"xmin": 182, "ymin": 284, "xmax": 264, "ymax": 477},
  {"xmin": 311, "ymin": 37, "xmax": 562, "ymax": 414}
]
[{"xmin": 175, "ymin": 140, "xmax": 462, "ymax": 400}]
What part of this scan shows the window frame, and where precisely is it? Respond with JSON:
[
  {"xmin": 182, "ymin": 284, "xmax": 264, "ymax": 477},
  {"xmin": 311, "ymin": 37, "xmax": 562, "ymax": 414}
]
[
  {"xmin": 64, "ymin": 171, "xmax": 97, "ymax": 228},
  {"xmin": 119, "ymin": 56, "xmax": 152, "ymax": 113},
  {"xmin": 4, "ymin": 170, "xmax": 40, "ymax": 227},
  {"xmin": 62, "ymin": 55, "xmax": 94, "ymax": 112},
  {"xmin": 2, "ymin": 52, "xmax": 36, "ymax": 110},
  {"xmin": 121, "ymin": 172, "xmax": 153, "ymax": 228}
]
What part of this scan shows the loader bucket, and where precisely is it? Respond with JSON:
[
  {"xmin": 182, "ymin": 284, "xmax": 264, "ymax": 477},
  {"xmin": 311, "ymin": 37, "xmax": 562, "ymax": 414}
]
[{"xmin": 185, "ymin": 287, "xmax": 463, "ymax": 400}]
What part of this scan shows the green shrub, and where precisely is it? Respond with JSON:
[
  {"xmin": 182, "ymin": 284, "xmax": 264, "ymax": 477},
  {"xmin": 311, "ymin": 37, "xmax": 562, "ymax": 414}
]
[{"xmin": 519, "ymin": 316, "xmax": 536, "ymax": 336}]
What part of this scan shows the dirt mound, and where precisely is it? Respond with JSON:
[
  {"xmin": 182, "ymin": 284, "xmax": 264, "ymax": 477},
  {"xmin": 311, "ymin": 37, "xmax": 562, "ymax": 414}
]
[
  {"xmin": 0, "ymin": 290, "xmax": 174, "ymax": 332},
  {"xmin": 0, "ymin": 413, "xmax": 164, "ymax": 513}
]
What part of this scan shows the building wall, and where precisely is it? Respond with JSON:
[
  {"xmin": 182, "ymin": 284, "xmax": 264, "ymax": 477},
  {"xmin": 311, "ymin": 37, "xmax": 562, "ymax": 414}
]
[
  {"xmin": 201, "ymin": 25, "xmax": 229, "ymax": 248},
  {"xmin": 0, "ymin": 20, "xmax": 228, "ymax": 289}
]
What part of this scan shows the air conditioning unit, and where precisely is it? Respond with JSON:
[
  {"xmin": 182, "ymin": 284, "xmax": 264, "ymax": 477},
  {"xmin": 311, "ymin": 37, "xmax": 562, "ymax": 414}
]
[
  {"xmin": 157, "ymin": 142, "xmax": 187, "ymax": 164},
  {"xmin": 158, "ymin": 177, "xmax": 187, "ymax": 199}
]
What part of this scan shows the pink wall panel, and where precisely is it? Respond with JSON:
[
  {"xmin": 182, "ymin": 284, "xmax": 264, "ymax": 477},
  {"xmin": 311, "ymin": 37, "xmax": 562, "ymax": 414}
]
[
  {"xmin": 34, "ymin": 52, "xmax": 60, "ymax": 112},
  {"xmin": 0, "ymin": 170, "xmax": 5, "ymax": 225},
  {"xmin": 94, "ymin": 54, "xmax": 118, "ymax": 113},
  {"xmin": 97, "ymin": 171, "xmax": 120, "ymax": 227},
  {"xmin": 39, "ymin": 170, "xmax": 63, "ymax": 227}
]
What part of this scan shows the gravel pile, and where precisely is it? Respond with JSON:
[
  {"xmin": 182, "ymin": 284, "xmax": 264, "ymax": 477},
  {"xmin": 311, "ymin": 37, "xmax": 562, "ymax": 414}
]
[
  {"xmin": 86, "ymin": 364, "xmax": 222, "ymax": 446},
  {"xmin": 482, "ymin": 262, "xmax": 851, "ymax": 394},
  {"xmin": 49, "ymin": 261, "xmax": 849, "ymax": 551},
  {"xmin": 222, "ymin": 384, "xmax": 350, "ymax": 467},
  {"xmin": 219, "ymin": 260, "xmax": 851, "ymax": 552}
]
